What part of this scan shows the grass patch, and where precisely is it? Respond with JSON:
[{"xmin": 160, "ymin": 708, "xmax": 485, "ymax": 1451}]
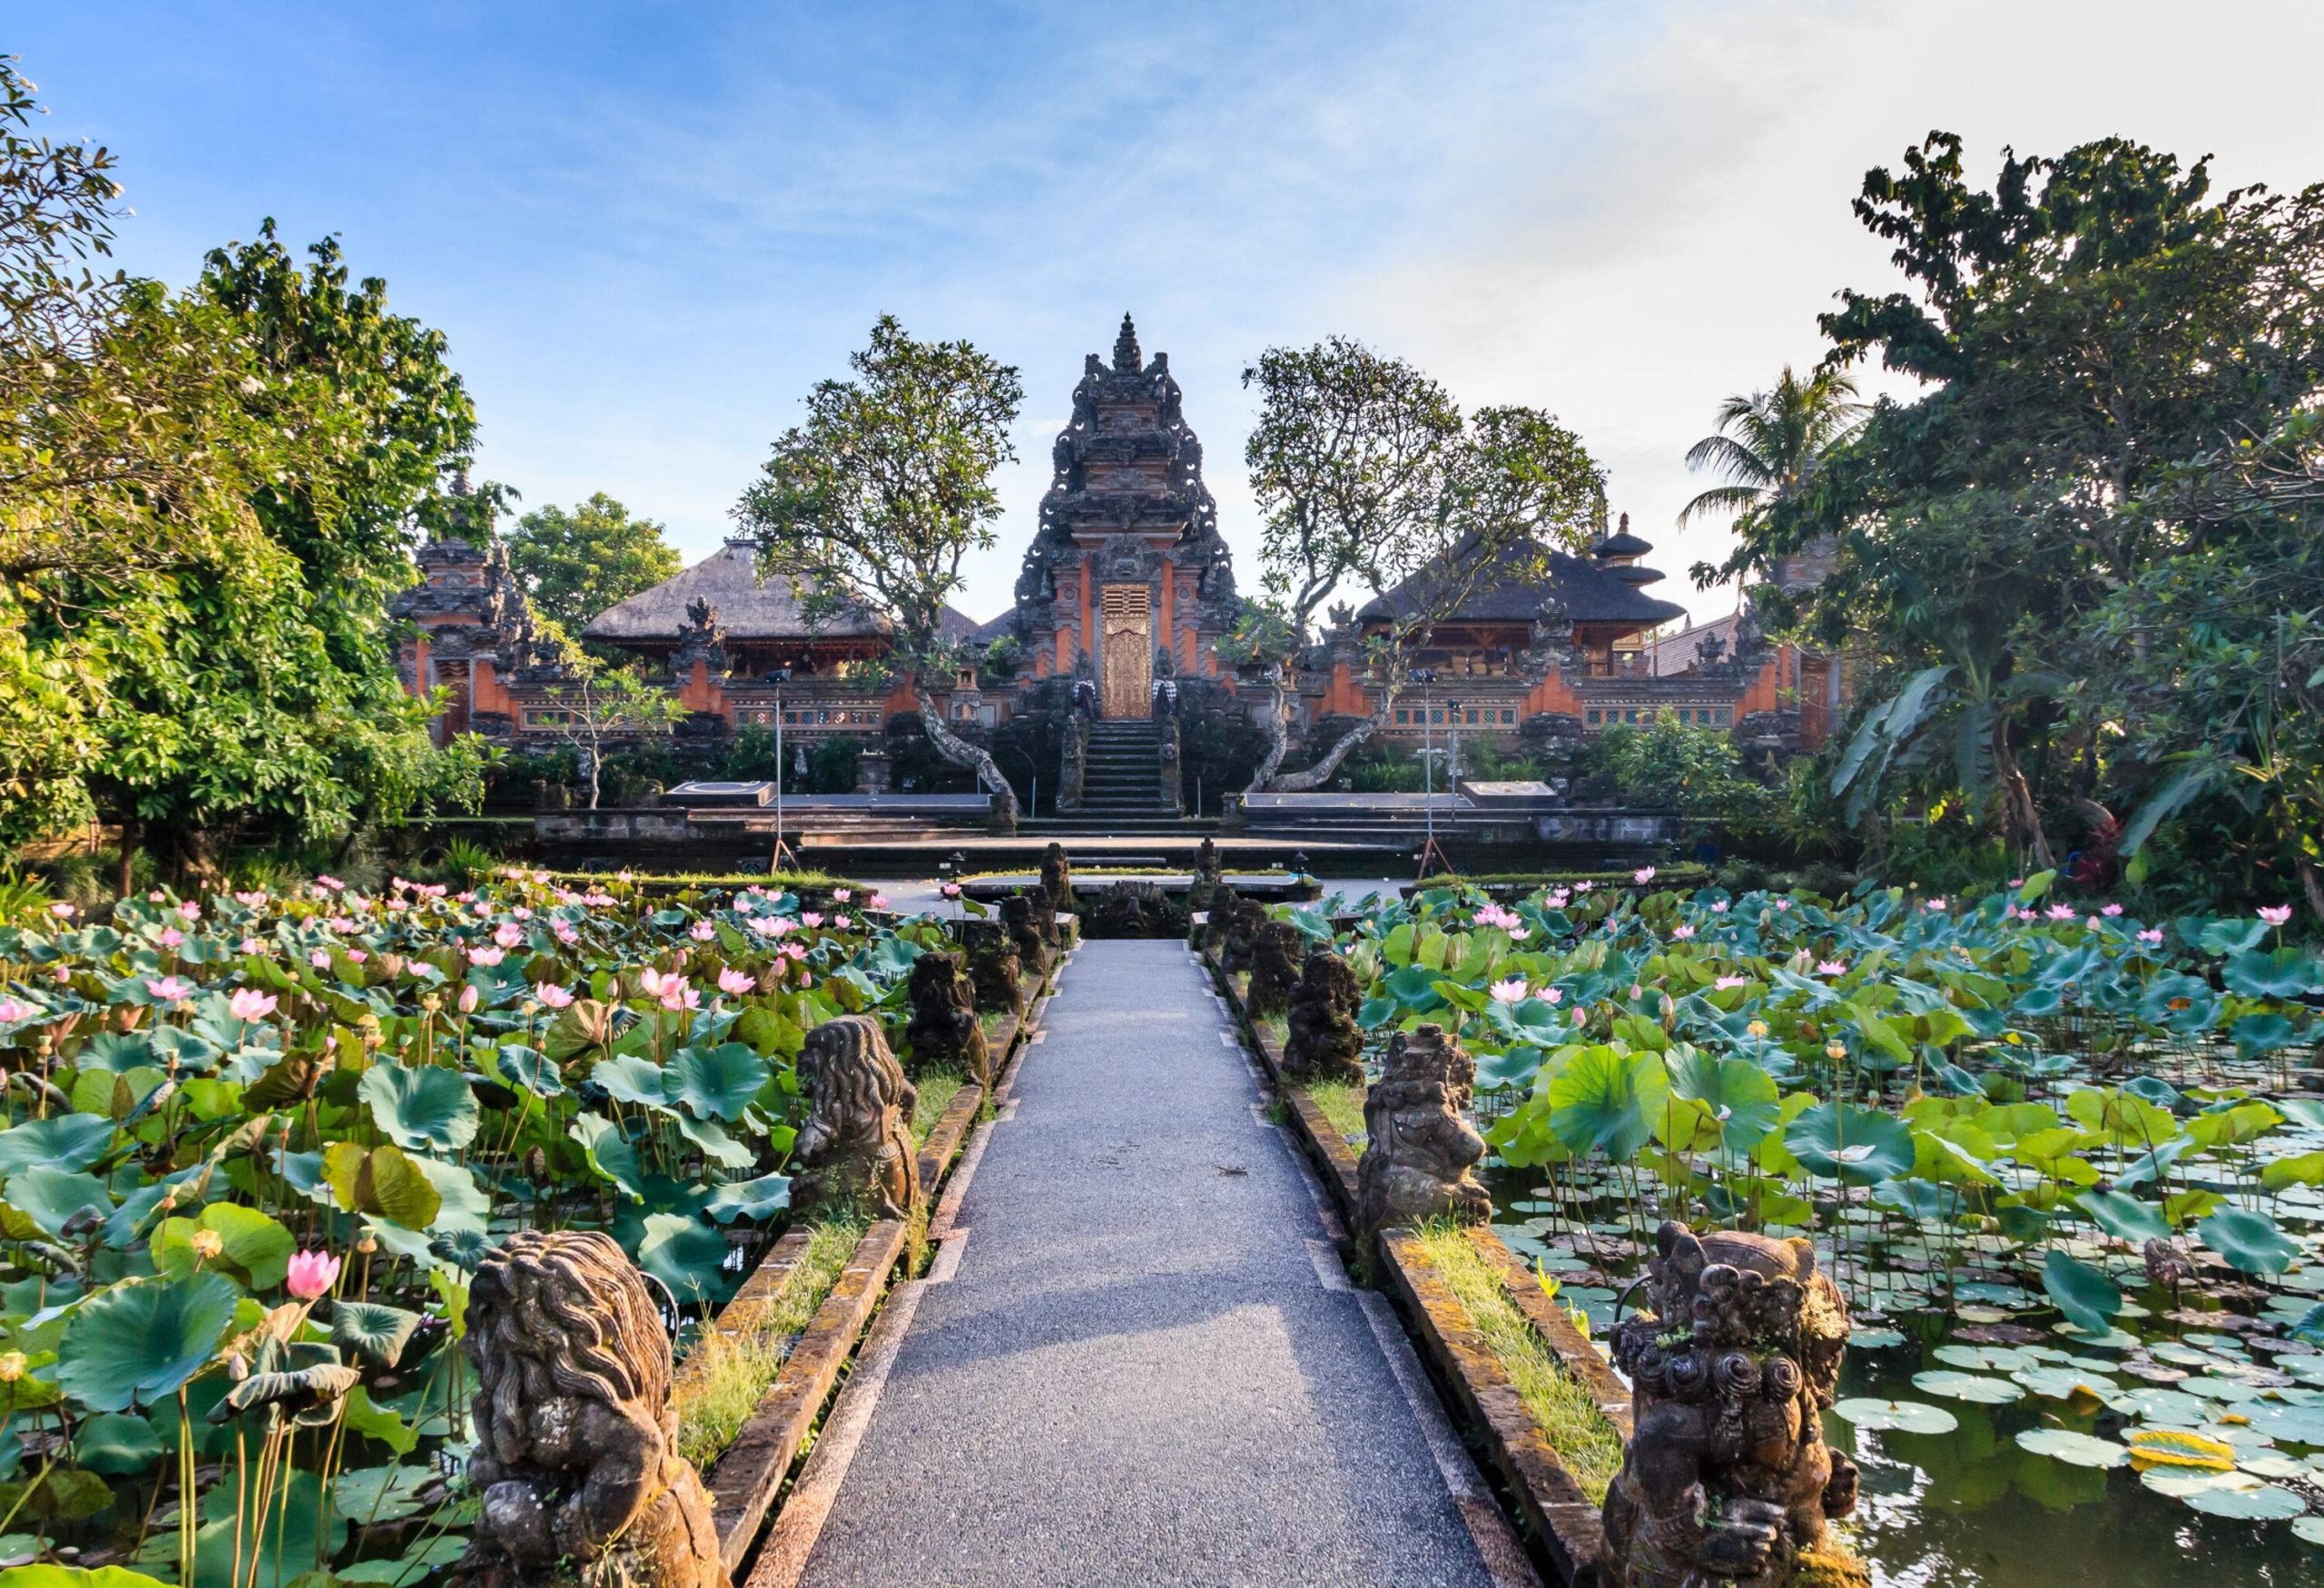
[
  {"xmin": 1407, "ymin": 1221, "xmax": 1626, "ymax": 1504},
  {"xmin": 911, "ymin": 1068, "xmax": 964, "ymax": 1146},
  {"xmin": 674, "ymin": 1212, "xmax": 868, "ymax": 1470},
  {"xmin": 1297, "ymin": 1080, "xmax": 1367, "ymax": 1147}
]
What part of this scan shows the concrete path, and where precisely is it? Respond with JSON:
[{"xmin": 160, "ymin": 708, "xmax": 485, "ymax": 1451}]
[{"xmin": 768, "ymin": 940, "xmax": 1531, "ymax": 1588}]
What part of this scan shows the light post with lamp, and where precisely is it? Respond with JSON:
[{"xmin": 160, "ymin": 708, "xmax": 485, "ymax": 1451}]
[
  {"xmin": 1409, "ymin": 668, "xmax": 1450, "ymax": 879},
  {"xmin": 767, "ymin": 666, "xmax": 792, "ymax": 874}
]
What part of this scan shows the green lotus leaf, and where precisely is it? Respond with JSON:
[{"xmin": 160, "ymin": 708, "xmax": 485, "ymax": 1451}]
[
  {"xmin": 666, "ymin": 1043, "xmax": 769, "ymax": 1121},
  {"xmin": 591, "ymin": 1053, "xmax": 669, "ymax": 1108},
  {"xmin": 2181, "ymin": 1477, "xmax": 2306, "ymax": 1520},
  {"xmin": 1831, "ymin": 1397, "xmax": 1958, "ymax": 1435},
  {"xmin": 358, "ymin": 1065, "xmax": 480, "ymax": 1153},
  {"xmin": 153, "ymin": 1203, "xmax": 294, "ymax": 1290},
  {"xmin": 496, "ymin": 1042, "xmax": 565, "ymax": 1098},
  {"xmin": 2198, "ymin": 1206, "xmax": 2298, "ymax": 1274},
  {"xmin": 1545, "ymin": 1048, "xmax": 1669, "ymax": 1162},
  {"xmin": 2041, "ymin": 1249, "xmax": 2122, "ymax": 1336},
  {"xmin": 704, "ymin": 1172, "xmax": 792, "ymax": 1224},
  {"xmin": 569, "ymin": 1113, "xmax": 645, "ymax": 1200},
  {"xmin": 636, "ymin": 1212, "xmax": 732, "ymax": 1306},
  {"xmin": 2075, "ymin": 1189, "xmax": 2170, "ymax": 1247},
  {"xmin": 54, "ymin": 1273, "xmax": 240, "ymax": 1412},
  {"xmin": 331, "ymin": 1463, "xmax": 436, "ymax": 1522},
  {"xmin": 1785, "ymin": 1101, "xmax": 1914, "ymax": 1186},
  {"xmin": 2222, "ymin": 946, "xmax": 2318, "ymax": 1000},
  {"xmin": 2014, "ymin": 1427, "xmax": 2128, "ymax": 1467},
  {"xmin": 5, "ymin": 1169, "xmax": 112, "ymax": 1239},
  {"xmin": 321, "ymin": 1142, "xmax": 442, "ymax": 1230},
  {"xmin": 1910, "ymin": 1370, "xmax": 2023, "ymax": 1405},
  {"xmin": 73, "ymin": 1412, "xmax": 165, "ymax": 1476},
  {"xmin": 0, "ymin": 1114, "xmax": 114, "ymax": 1179},
  {"xmin": 1668, "ymin": 1050, "xmax": 1780, "ymax": 1152},
  {"xmin": 542, "ymin": 998, "xmax": 617, "ymax": 1062},
  {"xmin": 0, "ymin": 1568, "xmax": 177, "ymax": 1588},
  {"xmin": 330, "ymin": 1300, "xmax": 422, "ymax": 1369}
]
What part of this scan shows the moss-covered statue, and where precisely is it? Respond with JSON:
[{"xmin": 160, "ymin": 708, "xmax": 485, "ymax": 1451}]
[
  {"xmin": 965, "ymin": 919, "xmax": 1024, "ymax": 1014},
  {"xmin": 1246, "ymin": 920, "xmax": 1303, "ymax": 1020},
  {"xmin": 1599, "ymin": 1222, "xmax": 1864, "ymax": 1588},
  {"xmin": 1039, "ymin": 841, "xmax": 1075, "ymax": 917},
  {"xmin": 1284, "ymin": 947, "xmax": 1364, "ymax": 1085},
  {"xmin": 905, "ymin": 948, "xmax": 990, "ymax": 1088},
  {"xmin": 1354, "ymin": 1023, "xmax": 1490, "ymax": 1235},
  {"xmin": 1000, "ymin": 893, "xmax": 1051, "ymax": 979},
  {"xmin": 792, "ymin": 1014, "xmax": 921, "ymax": 1220},
  {"xmin": 455, "ymin": 1230, "xmax": 728, "ymax": 1588}
]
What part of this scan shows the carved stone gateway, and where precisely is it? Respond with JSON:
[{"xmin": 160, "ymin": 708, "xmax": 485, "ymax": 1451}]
[
  {"xmin": 1246, "ymin": 920, "xmax": 1302, "ymax": 1020},
  {"xmin": 1600, "ymin": 1222, "xmax": 1864, "ymax": 1588},
  {"xmin": 1354, "ymin": 1023, "xmax": 1490, "ymax": 1236},
  {"xmin": 792, "ymin": 1015, "xmax": 921, "ymax": 1220},
  {"xmin": 1284, "ymin": 948, "xmax": 1364, "ymax": 1085},
  {"xmin": 455, "ymin": 1230, "xmax": 728, "ymax": 1588},
  {"xmin": 905, "ymin": 949, "xmax": 991, "ymax": 1089}
]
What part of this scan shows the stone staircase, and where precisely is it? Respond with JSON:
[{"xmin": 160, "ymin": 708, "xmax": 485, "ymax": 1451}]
[{"xmin": 1067, "ymin": 718, "xmax": 1180, "ymax": 827}]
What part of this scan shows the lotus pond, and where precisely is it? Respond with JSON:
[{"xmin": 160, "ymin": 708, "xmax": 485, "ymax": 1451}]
[
  {"xmin": 1302, "ymin": 874, "xmax": 2324, "ymax": 1583},
  {"xmin": 0, "ymin": 871, "xmax": 961, "ymax": 1588}
]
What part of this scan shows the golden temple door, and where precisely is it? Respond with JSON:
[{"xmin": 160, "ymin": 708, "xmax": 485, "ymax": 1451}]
[{"xmin": 1099, "ymin": 585, "xmax": 1152, "ymax": 718}]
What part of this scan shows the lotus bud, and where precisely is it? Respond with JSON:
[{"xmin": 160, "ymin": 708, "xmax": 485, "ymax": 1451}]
[
  {"xmin": 458, "ymin": 983, "xmax": 479, "ymax": 1014},
  {"xmin": 0, "ymin": 1353, "xmax": 25, "ymax": 1383}
]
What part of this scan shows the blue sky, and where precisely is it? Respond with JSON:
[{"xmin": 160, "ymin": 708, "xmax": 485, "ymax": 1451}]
[{"xmin": 21, "ymin": 1, "xmax": 2324, "ymax": 624}]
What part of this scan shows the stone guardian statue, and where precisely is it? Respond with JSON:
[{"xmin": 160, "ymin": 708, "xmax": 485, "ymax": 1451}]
[
  {"xmin": 1354, "ymin": 1023, "xmax": 1490, "ymax": 1235},
  {"xmin": 792, "ymin": 1014, "xmax": 921, "ymax": 1220},
  {"xmin": 905, "ymin": 948, "xmax": 991, "ymax": 1089}
]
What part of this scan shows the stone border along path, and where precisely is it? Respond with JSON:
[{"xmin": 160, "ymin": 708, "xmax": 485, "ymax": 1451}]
[{"xmin": 750, "ymin": 938, "xmax": 1537, "ymax": 1588}]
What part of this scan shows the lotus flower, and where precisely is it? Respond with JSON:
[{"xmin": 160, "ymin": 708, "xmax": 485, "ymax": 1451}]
[
  {"xmin": 1671, "ymin": 924, "xmax": 1695, "ymax": 940},
  {"xmin": 2100, "ymin": 902, "xmax": 2124, "ymax": 917},
  {"xmin": 535, "ymin": 981, "xmax": 575, "ymax": 1008},
  {"xmin": 146, "ymin": 976, "xmax": 194, "ymax": 1001},
  {"xmin": 458, "ymin": 984, "xmax": 479, "ymax": 1013},
  {"xmin": 692, "ymin": 921, "xmax": 716, "ymax": 942},
  {"xmin": 801, "ymin": 912, "xmax": 825, "ymax": 929},
  {"xmin": 0, "ymin": 998, "xmax": 34, "ymax": 1023},
  {"xmin": 636, "ymin": 967, "xmax": 665, "ymax": 996},
  {"xmin": 2046, "ymin": 903, "xmax": 2078, "ymax": 922},
  {"xmin": 1925, "ymin": 896, "xmax": 1948, "ymax": 912},
  {"xmin": 228, "ymin": 988, "xmax": 278, "ymax": 1021},
  {"xmin": 234, "ymin": 891, "xmax": 269, "ymax": 908},
  {"xmin": 940, "ymin": 883, "xmax": 963, "ymax": 899},
  {"xmin": 239, "ymin": 937, "xmax": 261, "ymax": 954},
  {"xmin": 659, "ymin": 981, "xmax": 701, "ymax": 1013},
  {"xmin": 494, "ymin": 922, "xmax": 524, "ymax": 948},
  {"xmin": 176, "ymin": 900, "xmax": 202, "ymax": 922},
  {"xmin": 1817, "ymin": 960, "xmax": 1847, "ymax": 976},
  {"xmin": 1633, "ymin": 866, "xmax": 1656, "ymax": 884},
  {"xmin": 469, "ymin": 946, "xmax": 505, "ymax": 968},
  {"xmin": 1774, "ymin": 899, "xmax": 1792, "ymax": 912},
  {"xmin": 158, "ymin": 928, "xmax": 185, "ymax": 948},
  {"xmin": 1574, "ymin": 882, "xmax": 1594, "ymax": 893},
  {"xmin": 868, "ymin": 893, "xmax": 890, "ymax": 910},
  {"xmin": 286, "ymin": 1248, "xmax": 342, "ymax": 1300},
  {"xmin": 310, "ymin": 949, "xmax": 333, "ymax": 969},
  {"xmin": 1714, "ymin": 976, "xmax": 1748, "ymax": 991},
  {"xmin": 832, "ymin": 914, "xmax": 852, "ymax": 930},
  {"xmin": 832, "ymin": 888, "xmax": 852, "ymax": 902},
  {"xmin": 315, "ymin": 875, "xmax": 344, "ymax": 893},
  {"xmin": 718, "ymin": 968, "xmax": 754, "ymax": 997},
  {"xmin": 346, "ymin": 949, "xmax": 368, "ymax": 963},
  {"xmin": 2137, "ymin": 929, "xmax": 2165, "ymax": 945},
  {"xmin": 1541, "ymin": 987, "xmax": 1562, "ymax": 1004},
  {"xmin": 1489, "ymin": 978, "xmax": 1528, "ymax": 1005},
  {"xmin": 1711, "ymin": 900, "xmax": 1730, "ymax": 913},
  {"xmin": 2260, "ymin": 904, "xmax": 2293, "ymax": 925},
  {"xmin": 47, "ymin": 902, "xmax": 74, "ymax": 919}
]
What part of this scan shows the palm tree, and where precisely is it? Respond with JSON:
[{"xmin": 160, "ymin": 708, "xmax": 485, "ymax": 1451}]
[{"xmin": 1677, "ymin": 366, "xmax": 1866, "ymax": 528}]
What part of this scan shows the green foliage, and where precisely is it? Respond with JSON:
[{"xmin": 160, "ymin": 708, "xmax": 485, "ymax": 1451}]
[
  {"xmin": 1585, "ymin": 711, "xmax": 1763, "ymax": 815},
  {"xmin": 502, "ymin": 492, "xmax": 681, "ymax": 643}
]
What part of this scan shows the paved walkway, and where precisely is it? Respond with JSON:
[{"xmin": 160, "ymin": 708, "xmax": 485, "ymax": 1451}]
[{"xmin": 765, "ymin": 940, "xmax": 1529, "ymax": 1588}]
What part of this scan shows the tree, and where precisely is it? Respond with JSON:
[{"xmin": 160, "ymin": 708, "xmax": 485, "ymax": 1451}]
[
  {"xmin": 733, "ymin": 315, "xmax": 1025, "ymax": 814},
  {"xmin": 527, "ymin": 661, "xmax": 684, "ymax": 810},
  {"xmin": 1736, "ymin": 133, "xmax": 2324, "ymax": 874},
  {"xmin": 1678, "ymin": 366, "xmax": 1865, "ymax": 557},
  {"xmin": 504, "ymin": 493, "xmax": 681, "ymax": 642},
  {"xmin": 1240, "ymin": 335, "xmax": 1604, "ymax": 791}
]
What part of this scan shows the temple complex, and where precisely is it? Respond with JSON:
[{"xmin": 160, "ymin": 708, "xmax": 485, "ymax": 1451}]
[{"xmin": 392, "ymin": 315, "xmax": 1836, "ymax": 790}]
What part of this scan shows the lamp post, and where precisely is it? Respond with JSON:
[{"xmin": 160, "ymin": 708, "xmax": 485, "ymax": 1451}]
[
  {"xmin": 769, "ymin": 666, "xmax": 790, "ymax": 874},
  {"xmin": 1445, "ymin": 696, "xmax": 1463, "ymax": 788},
  {"xmin": 1410, "ymin": 667, "xmax": 1446, "ymax": 877}
]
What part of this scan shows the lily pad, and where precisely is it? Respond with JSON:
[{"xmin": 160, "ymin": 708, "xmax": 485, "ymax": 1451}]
[
  {"xmin": 1911, "ymin": 1370, "xmax": 2023, "ymax": 1404},
  {"xmin": 1832, "ymin": 1397, "xmax": 1959, "ymax": 1435},
  {"xmin": 2015, "ymin": 1427, "xmax": 2130, "ymax": 1467}
]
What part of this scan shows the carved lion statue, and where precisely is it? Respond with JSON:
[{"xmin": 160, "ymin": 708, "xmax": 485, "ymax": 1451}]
[
  {"xmin": 1599, "ymin": 1222, "xmax": 1863, "ymax": 1588},
  {"xmin": 1284, "ymin": 948, "xmax": 1364, "ymax": 1086},
  {"xmin": 454, "ymin": 1230, "xmax": 728, "ymax": 1588},
  {"xmin": 905, "ymin": 949, "xmax": 990, "ymax": 1089},
  {"xmin": 793, "ymin": 1014, "xmax": 921, "ymax": 1220},
  {"xmin": 1353, "ymin": 1023, "xmax": 1490, "ymax": 1235}
]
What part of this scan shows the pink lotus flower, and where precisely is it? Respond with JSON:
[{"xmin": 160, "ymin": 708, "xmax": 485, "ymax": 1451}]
[
  {"xmin": 1711, "ymin": 900, "xmax": 1730, "ymax": 913},
  {"xmin": 1507, "ymin": 926, "xmax": 1531, "ymax": 942},
  {"xmin": 238, "ymin": 937, "xmax": 261, "ymax": 954},
  {"xmin": 718, "ymin": 968, "xmax": 754, "ymax": 997},
  {"xmin": 315, "ymin": 875, "xmax": 344, "ymax": 893},
  {"xmin": 940, "ymin": 883, "xmax": 963, "ymax": 899},
  {"xmin": 494, "ymin": 922, "xmax": 524, "ymax": 948},
  {"xmin": 832, "ymin": 888, "xmax": 852, "ymax": 902},
  {"xmin": 2260, "ymin": 904, "xmax": 2293, "ymax": 926},
  {"xmin": 659, "ymin": 981, "xmax": 701, "ymax": 1013},
  {"xmin": 146, "ymin": 976, "xmax": 193, "ymax": 1001},
  {"xmin": 51, "ymin": 966, "xmax": 68, "ymax": 983},
  {"xmin": 832, "ymin": 914, "xmax": 852, "ymax": 930},
  {"xmin": 234, "ymin": 890, "xmax": 268, "ymax": 908},
  {"xmin": 535, "ymin": 981, "xmax": 575, "ymax": 1008},
  {"xmin": 1774, "ymin": 899, "xmax": 1792, "ymax": 912},
  {"xmin": 2045, "ymin": 903, "xmax": 2077, "ymax": 922},
  {"xmin": 286, "ymin": 1248, "xmax": 341, "ymax": 1300},
  {"xmin": 691, "ymin": 921, "xmax": 716, "ymax": 942},
  {"xmin": 48, "ymin": 902, "xmax": 75, "ymax": 919},
  {"xmin": 746, "ymin": 913, "xmax": 780, "ymax": 937},
  {"xmin": 1925, "ymin": 897, "xmax": 1947, "ymax": 912},
  {"xmin": 555, "ymin": 922, "xmax": 580, "ymax": 944},
  {"xmin": 228, "ymin": 988, "xmax": 278, "ymax": 1021},
  {"xmin": 1817, "ymin": 960, "xmax": 1847, "ymax": 976},
  {"xmin": 1544, "ymin": 892, "xmax": 1570, "ymax": 910},
  {"xmin": 1714, "ymin": 976, "xmax": 1748, "ymax": 991},
  {"xmin": 1489, "ymin": 978, "xmax": 1527, "ymax": 1004},
  {"xmin": 177, "ymin": 900, "xmax": 202, "ymax": 922},
  {"xmin": 801, "ymin": 912, "xmax": 824, "ymax": 929},
  {"xmin": 2137, "ymin": 928, "xmax": 2164, "ymax": 945},
  {"xmin": 158, "ymin": 928, "xmax": 184, "ymax": 949},
  {"xmin": 636, "ymin": 967, "xmax": 665, "ymax": 997},
  {"xmin": 1574, "ymin": 882, "xmax": 1595, "ymax": 893},
  {"xmin": 513, "ymin": 905, "xmax": 534, "ymax": 921},
  {"xmin": 1671, "ymin": 924, "xmax": 1695, "ymax": 940},
  {"xmin": 868, "ymin": 893, "xmax": 890, "ymax": 910},
  {"xmin": 781, "ymin": 941, "xmax": 809, "ymax": 961},
  {"xmin": 348, "ymin": 948, "xmax": 369, "ymax": 964},
  {"xmin": 1541, "ymin": 987, "xmax": 1562, "ymax": 1004},
  {"xmin": 310, "ymin": 949, "xmax": 333, "ymax": 969},
  {"xmin": 469, "ymin": 946, "xmax": 505, "ymax": 968},
  {"xmin": 0, "ymin": 998, "xmax": 34, "ymax": 1023},
  {"xmin": 2100, "ymin": 902, "xmax": 2123, "ymax": 917},
  {"xmin": 2009, "ymin": 878, "xmax": 2024, "ymax": 888},
  {"xmin": 1633, "ymin": 866, "xmax": 1657, "ymax": 884},
  {"xmin": 148, "ymin": 890, "xmax": 167, "ymax": 902}
]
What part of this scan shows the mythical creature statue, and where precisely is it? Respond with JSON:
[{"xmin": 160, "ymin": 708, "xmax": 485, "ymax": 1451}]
[
  {"xmin": 965, "ymin": 920, "xmax": 1024, "ymax": 1014},
  {"xmin": 454, "ymin": 1230, "xmax": 728, "ymax": 1588},
  {"xmin": 1600, "ymin": 1222, "xmax": 1863, "ymax": 1588},
  {"xmin": 905, "ymin": 949, "xmax": 990, "ymax": 1089},
  {"xmin": 1203, "ymin": 883, "xmax": 1239, "ymax": 961},
  {"xmin": 1187, "ymin": 837, "xmax": 1222, "ymax": 917},
  {"xmin": 792, "ymin": 1015, "xmax": 921, "ymax": 1220},
  {"xmin": 1039, "ymin": 842, "xmax": 1076, "ymax": 917},
  {"xmin": 1221, "ymin": 894, "xmax": 1266, "ymax": 977},
  {"xmin": 1354, "ymin": 1024, "xmax": 1490, "ymax": 1235},
  {"xmin": 1284, "ymin": 948, "xmax": 1364, "ymax": 1085},
  {"xmin": 1000, "ymin": 893, "xmax": 1052, "ymax": 978},
  {"xmin": 1246, "ymin": 920, "xmax": 1303, "ymax": 1020}
]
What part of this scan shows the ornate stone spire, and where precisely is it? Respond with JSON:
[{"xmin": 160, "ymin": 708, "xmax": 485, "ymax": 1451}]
[{"xmin": 1112, "ymin": 312, "xmax": 1142, "ymax": 373}]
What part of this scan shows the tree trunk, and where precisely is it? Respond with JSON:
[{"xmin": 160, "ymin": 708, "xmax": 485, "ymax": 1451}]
[
  {"xmin": 116, "ymin": 814, "xmax": 139, "ymax": 900},
  {"xmin": 1273, "ymin": 713, "xmax": 1381, "ymax": 792},
  {"xmin": 2299, "ymin": 853, "xmax": 2324, "ymax": 923},
  {"xmin": 915, "ymin": 686, "xmax": 1020, "ymax": 821},
  {"xmin": 1244, "ymin": 671, "xmax": 1291, "ymax": 795},
  {"xmin": 1991, "ymin": 725, "xmax": 2055, "ymax": 871}
]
